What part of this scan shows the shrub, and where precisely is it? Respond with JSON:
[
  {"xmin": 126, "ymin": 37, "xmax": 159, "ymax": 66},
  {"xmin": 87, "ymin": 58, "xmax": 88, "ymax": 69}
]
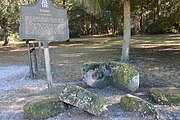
[
  {"xmin": 147, "ymin": 22, "xmax": 166, "ymax": 34},
  {"xmin": 0, "ymin": 27, "xmax": 4, "ymax": 40}
]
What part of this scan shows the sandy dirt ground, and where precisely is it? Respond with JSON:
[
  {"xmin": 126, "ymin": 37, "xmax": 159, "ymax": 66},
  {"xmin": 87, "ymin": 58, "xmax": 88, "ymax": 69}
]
[{"xmin": 0, "ymin": 36, "xmax": 180, "ymax": 120}]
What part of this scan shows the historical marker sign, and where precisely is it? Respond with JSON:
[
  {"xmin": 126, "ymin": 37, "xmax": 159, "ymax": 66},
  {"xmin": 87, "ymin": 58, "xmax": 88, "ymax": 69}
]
[
  {"xmin": 19, "ymin": 0, "xmax": 69, "ymax": 96},
  {"xmin": 19, "ymin": 0, "xmax": 69, "ymax": 41}
]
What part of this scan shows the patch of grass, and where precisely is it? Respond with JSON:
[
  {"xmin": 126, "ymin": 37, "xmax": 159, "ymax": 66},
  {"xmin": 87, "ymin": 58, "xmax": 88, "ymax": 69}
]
[{"xmin": 0, "ymin": 34, "xmax": 179, "ymax": 87}]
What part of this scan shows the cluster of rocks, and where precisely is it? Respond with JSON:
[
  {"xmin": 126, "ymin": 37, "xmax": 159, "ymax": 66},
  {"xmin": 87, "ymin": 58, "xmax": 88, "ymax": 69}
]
[
  {"xmin": 120, "ymin": 86, "xmax": 180, "ymax": 119},
  {"xmin": 23, "ymin": 62, "xmax": 180, "ymax": 120},
  {"xmin": 23, "ymin": 85, "xmax": 106, "ymax": 120},
  {"xmin": 82, "ymin": 61, "xmax": 139, "ymax": 92}
]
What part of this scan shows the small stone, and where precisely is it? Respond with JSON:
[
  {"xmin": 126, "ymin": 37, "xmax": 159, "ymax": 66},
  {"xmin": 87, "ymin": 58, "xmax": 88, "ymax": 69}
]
[
  {"xmin": 120, "ymin": 94, "xmax": 159, "ymax": 119},
  {"xmin": 23, "ymin": 96, "xmax": 67, "ymax": 120},
  {"xmin": 149, "ymin": 87, "xmax": 180, "ymax": 105},
  {"xmin": 59, "ymin": 85, "xmax": 105, "ymax": 116}
]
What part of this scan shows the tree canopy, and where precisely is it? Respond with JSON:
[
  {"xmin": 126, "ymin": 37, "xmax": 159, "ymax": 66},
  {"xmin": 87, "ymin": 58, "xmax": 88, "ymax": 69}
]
[{"xmin": 0, "ymin": 0, "xmax": 180, "ymax": 43}]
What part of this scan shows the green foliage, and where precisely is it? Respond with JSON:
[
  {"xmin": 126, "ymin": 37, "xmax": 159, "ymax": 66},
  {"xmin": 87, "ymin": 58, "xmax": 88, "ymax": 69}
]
[
  {"xmin": 0, "ymin": 27, "xmax": 3, "ymax": 40},
  {"xmin": 0, "ymin": 0, "xmax": 180, "ymax": 42},
  {"xmin": 67, "ymin": 0, "xmax": 123, "ymax": 37},
  {"xmin": 147, "ymin": 22, "xmax": 166, "ymax": 34},
  {"xmin": 131, "ymin": 0, "xmax": 180, "ymax": 34},
  {"xmin": 0, "ymin": 0, "xmax": 20, "ymax": 43},
  {"xmin": 68, "ymin": 6, "xmax": 88, "ymax": 37}
]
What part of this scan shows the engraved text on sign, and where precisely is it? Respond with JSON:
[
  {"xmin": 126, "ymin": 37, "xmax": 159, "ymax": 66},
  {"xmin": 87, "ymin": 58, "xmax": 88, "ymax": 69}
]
[{"xmin": 20, "ymin": 0, "xmax": 69, "ymax": 41}]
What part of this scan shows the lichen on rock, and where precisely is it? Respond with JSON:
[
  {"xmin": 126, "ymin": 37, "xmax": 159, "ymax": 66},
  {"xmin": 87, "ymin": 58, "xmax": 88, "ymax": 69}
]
[
  {"xmin": 149, "ymin": 87, "xmax": 180, "ymax": 105},
  {"xmin": 82, "ymin": 62, "xmax": 111, "ymax": 88},
  {"xmin": 59, "ymin": 85, "xmax": 105, "ymax": 116},
  {"xmin": 112, "ymin": 63, "xmax": 139, "ymax": 92},
  {"xmin": 82, "ymin": 62, "xmax": 139, "ymax": 92},
  {"xmin": 23, "ymin": 96, "xmax": 67, "ymax": 120},
  {"xmin": 120, "ymin": 94, "xmax": 159, "ymax": 119}
]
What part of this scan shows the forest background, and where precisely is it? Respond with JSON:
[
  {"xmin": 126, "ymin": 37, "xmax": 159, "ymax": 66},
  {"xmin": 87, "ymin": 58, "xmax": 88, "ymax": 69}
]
[{"xmin": 0, "ymin": 0, "xmax": 180, "ymax": 45}]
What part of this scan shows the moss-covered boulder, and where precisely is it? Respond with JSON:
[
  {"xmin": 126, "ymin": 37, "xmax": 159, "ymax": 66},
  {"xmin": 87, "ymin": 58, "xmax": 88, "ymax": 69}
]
[
  {"xmin": 149, "ymin": 87, "xmax": 180, "ymax": 105},
  {"xmin": 120, "ymin": 94, "xmax": 159, "ymax": 119},
  {"xmin": 82, "ymin": 62, "xmax": 139, "ymax": 92},
  {"xmin": 59, "ymin": 85, "xmax": 105, "ymax": 116},
  {"xmin": 82, "ymin": 62, "xmax": 111, "ymax": 88},
  {"xmin": 23, "ymin": 96, "xmax": 67, "ymax": 120},
  {"xmin": 113, "ymin": 63, "xmax": 139, "ymax": 92}
]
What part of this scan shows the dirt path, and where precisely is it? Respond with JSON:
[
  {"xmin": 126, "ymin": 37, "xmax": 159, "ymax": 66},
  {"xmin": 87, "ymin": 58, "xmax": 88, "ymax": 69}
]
[
  {"xmin": 0, "ymin": 65, "xmax": 179, "ymax": 120},
  {"xmin": 0, "ymin": 65, "xmax": 46, "ymax": 120},
  {"xmin": 0, "ymin": 65, "xmax": 147, "ymax": 120}
]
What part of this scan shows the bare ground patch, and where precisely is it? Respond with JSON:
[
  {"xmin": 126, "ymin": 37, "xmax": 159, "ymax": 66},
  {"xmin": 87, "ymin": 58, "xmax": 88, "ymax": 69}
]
[{"xmin": 0, "ymin": 35, "xmax": 180, "ymax": 119}]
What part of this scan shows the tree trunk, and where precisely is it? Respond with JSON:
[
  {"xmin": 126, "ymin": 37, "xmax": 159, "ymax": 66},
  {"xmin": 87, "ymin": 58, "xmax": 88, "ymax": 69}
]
[
  {"xmin": 2, "ymin": 18, "xmax": 9, "ymax": 46},
  {"xmin": 2, "ymin": 33, "xmax": 9, "ymax": 46},
  {"xmin": 140, "ymin": 0, "xmax": 144, "ymax": 34},
  {"xmin": 121, "ymin": 0, "xmax": 131, "ymax": 62},
  {"xmin": 156, "ymin": 0, "xmax": 160, "ymax": 19},
  {"xmin": 63, "ymin": 0, "xmax": 66, "ymax": 8}
]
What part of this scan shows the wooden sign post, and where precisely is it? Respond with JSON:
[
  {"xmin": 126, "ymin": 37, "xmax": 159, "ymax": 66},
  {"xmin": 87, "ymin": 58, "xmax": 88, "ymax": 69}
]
[
  {"xmin": 19, "ymin": 0, "xmax": 69, "ymax": 95},
  {"xmin": 43, "ymin": 41, "xmax": 52, "ymax": 95},
  {"xmin": 26, "ymin": 40, "xmax": 34, "ymax": 79}
]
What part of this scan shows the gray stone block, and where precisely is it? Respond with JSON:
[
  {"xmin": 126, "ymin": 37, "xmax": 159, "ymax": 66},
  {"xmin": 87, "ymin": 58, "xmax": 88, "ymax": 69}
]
[
  {"xmin": 59, "ymin": 85, "xmax": 105, "ymax": 116},
  {"xmin": 120, "ymin": 94, "xmax": 159, "ymax": 119}
]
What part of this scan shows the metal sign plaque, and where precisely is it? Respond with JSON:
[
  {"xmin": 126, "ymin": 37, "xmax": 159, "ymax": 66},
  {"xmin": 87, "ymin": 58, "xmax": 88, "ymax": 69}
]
[{"xmin": 19, "ymin": 0, "xmax": 69, "ymax": 41}]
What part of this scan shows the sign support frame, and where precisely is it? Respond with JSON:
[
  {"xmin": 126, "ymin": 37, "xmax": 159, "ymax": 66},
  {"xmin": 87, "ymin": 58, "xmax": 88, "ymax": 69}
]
[
  {"xmin": 38, "ymin": 42, "xmax": 44, "ymax": 68},
  {"xmin": 33, "ymin": 42, "xmax": 38, "ymax": 72},
  {"xmin": 26, "ymin": 40, "xmax": 34, "ymax": 79}
]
